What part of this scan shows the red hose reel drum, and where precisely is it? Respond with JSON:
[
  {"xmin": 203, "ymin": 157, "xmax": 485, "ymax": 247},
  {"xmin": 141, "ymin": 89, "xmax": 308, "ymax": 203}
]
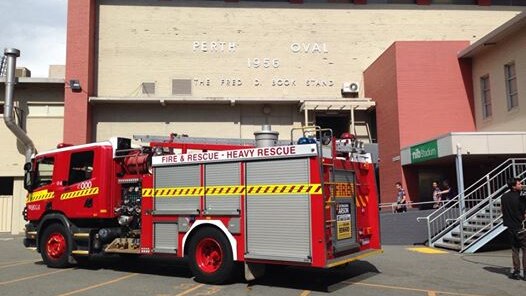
[{"xmin": 124, "ymin": 151, "xmax": 151, "ymax": 174}]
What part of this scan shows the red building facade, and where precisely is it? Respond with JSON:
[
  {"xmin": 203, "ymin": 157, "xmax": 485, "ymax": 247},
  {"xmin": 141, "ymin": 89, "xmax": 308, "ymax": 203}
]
[{"xmin": 364, "ymin": 41, "xmax": 475, "ymax": 203}]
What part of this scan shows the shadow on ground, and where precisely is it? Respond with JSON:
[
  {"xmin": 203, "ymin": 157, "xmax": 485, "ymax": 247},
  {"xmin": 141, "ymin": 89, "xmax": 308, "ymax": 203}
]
[
  {"xmin": 249, "ymin": 260, "xmax": 380, "ymax": 292},
  {"xmin": 31, "ymin": 255, "xmax": 380, "ymax": 292}
]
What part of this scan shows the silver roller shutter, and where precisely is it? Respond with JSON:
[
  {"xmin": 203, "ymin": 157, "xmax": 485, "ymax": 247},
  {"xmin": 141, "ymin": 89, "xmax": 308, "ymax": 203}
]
[
  {"xmin": 154, "ymin": 222, "xmax": 178, "ymax": 253},
  {"xmin": 245, "ymin": 158, "xmax": 311, "ymax": 262},
  {"xmin": 154, "ymin": 165, "xmax": 200, "ymax": 214},
  {"xmin": 205, "ymin": 162, "xmax": 240, "ymax": 215}
]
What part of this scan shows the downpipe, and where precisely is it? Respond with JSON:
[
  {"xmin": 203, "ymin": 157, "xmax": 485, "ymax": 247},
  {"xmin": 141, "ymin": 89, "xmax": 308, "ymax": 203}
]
[{"xmin": 3, "ymin": 48, "xmax": 36, "ymax": 162}]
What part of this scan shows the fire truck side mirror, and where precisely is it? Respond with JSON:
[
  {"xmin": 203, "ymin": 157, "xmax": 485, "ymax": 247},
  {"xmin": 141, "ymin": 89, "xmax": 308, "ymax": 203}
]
[{"xmin": 23, "ymin": 168, "xmax": 34, "ymax": 192}]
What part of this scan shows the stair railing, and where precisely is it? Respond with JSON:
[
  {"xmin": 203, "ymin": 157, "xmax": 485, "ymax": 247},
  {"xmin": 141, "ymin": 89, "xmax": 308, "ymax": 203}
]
[
  {"xmin": 417, "ymin": 158, "xmax": 526, "ymax": 247},
  {"xmin": 458, "ymin": 173, "xmax": 526, "ymax": 252}
]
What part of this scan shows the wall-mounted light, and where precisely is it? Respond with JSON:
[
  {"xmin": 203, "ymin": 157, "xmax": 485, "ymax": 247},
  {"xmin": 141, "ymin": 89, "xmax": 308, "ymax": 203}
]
[{"xmin": 69, "ymin": 79, "xmax": 81, "ymax": 92}]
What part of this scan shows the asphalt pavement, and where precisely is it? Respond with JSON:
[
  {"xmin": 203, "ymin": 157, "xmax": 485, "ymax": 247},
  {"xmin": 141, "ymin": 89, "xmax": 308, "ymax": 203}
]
[{"xmin": 0, "ymin": 234, "xmax": 524, "ymax": 296}]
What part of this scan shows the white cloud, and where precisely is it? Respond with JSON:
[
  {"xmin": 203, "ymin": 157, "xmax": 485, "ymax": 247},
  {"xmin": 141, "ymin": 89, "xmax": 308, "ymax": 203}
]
[{"xmin": 0, "ymin": 0, "xmax": 67, "ymax": 78}]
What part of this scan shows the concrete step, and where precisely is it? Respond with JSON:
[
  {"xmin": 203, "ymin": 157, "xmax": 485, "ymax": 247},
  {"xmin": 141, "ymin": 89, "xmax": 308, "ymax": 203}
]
[
  {"xmin": 466, "ymin": 217, "xmax": 492, "ymax": 225},
  {"xmin": 433, "ymin": 241, "xmax": 461, "ymax": 251},
  {"xmin": 451, "ymin": 230, "xmax": 482, "ymax": 239},
  {"xmin": 442, "ymin": 235, "xmax": 475, "ymax": 245}
]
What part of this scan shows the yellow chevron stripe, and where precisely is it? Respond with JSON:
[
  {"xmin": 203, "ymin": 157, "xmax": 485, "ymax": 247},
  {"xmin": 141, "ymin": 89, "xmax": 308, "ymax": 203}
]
[
  {"xmin": 60, "ymin": 187, "xmax": 99, "ymax": 200},
  {"xmin": 145, "ymin": 184, "xmax": 322, "ymax": 198},
  {"xmin": 26, "ymin": 190, "xmax": 55, "ymax": 203}
]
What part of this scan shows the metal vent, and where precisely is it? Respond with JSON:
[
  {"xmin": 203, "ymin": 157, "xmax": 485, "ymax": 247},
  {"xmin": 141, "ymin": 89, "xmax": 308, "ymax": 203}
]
[
  {"xmin": 142, "ymin": 82, "xmax": 155, "ymax": 95},
  {"xmin": 172, "ymin": 79, "xmax": 192, "ymax": 95}
]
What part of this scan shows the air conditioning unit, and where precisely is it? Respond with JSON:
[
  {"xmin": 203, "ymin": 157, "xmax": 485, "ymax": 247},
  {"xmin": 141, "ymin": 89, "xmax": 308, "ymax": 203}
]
[{"xmin": 341, "ymin": 82, "xmax": 360, "ymax": 95}]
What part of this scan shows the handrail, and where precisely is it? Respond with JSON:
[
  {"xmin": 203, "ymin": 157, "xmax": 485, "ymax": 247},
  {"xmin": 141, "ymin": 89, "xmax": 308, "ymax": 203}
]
[
  {"xmin": 417, "ymin": 158, "xmax": 526, "ymax": 247},
  {"xmin": 380, "ymin": 201, "xmax": 436, "ymax": 213}
]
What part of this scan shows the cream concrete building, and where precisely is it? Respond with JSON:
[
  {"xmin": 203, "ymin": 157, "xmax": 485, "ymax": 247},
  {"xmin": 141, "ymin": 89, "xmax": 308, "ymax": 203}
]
[
  {"xmin": 459, "ymin": 12, "xmax": 526, "ymax": 131},
  {"xmin": 88, "ymin": 2, "xmax": 522, "ymax": 144},
  {"xmin": 0, "ymin": 71, "xmax": 64, "ymax": 234}
]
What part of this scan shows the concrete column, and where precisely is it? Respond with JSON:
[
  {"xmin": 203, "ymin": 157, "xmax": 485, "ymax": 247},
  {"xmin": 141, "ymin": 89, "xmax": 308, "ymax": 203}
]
[{"xmin": 11, "ymin": 178, "xmax": 25, "ymax": 235}]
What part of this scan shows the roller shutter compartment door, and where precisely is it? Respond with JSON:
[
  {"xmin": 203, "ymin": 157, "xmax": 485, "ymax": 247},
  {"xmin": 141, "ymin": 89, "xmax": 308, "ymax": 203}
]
[
  {"xmin": 204, "ymin": 162, "xmax": 241, "ymax": 215},
  {"xmin": 154, "ymin": 165, "xmax": 200, "ymax": 215},
  {"xmin": 245, "ymin": 158, "xmax": 311, "ymax": 263}
]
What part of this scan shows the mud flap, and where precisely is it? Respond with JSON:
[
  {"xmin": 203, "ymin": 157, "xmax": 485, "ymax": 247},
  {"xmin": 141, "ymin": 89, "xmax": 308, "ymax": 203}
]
[{"xmin": 244, "ymin": 262, "xmax": 266, "ymax": 281}]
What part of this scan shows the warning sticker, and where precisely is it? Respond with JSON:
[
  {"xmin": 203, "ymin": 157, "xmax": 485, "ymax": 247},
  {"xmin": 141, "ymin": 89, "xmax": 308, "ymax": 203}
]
[{"xmin": 336, "ymin": 203, "xmax": 352, "ymax": 240}]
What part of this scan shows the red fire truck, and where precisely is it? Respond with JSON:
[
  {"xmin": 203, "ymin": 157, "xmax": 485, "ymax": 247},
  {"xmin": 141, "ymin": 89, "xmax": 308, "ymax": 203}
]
[{"xmin": 21, "ymin": 127, "xmax": 381, "ymax": 284}]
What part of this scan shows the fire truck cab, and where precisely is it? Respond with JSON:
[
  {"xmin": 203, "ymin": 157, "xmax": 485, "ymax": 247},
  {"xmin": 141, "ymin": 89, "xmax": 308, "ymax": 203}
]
[{"xmin": 22, "ymin": 127, "xmax": 381, "ymax": 284}]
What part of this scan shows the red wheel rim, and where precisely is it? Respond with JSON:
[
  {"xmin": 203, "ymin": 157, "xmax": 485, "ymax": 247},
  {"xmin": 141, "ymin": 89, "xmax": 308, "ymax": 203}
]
[
  {"xmin": 195, "ymin": 238, "xmax": 223, "ymax": 273},
  {"xmin": 46, "ymin": 232, "xmax": 66, "ymax": 259}
]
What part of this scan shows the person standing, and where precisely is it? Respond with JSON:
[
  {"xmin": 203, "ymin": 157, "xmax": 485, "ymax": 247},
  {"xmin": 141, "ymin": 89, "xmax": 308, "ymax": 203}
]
[
  {"xmin": 432, "ymin": 181, "xmax": 442, "ymax": 208},
  {"xmin": 394, "ymin": 182, "xmax": 407, "ymax": 213},
  {"xmin": 501, "ymin": 178, "xmax": 526, "ymax": 280}
]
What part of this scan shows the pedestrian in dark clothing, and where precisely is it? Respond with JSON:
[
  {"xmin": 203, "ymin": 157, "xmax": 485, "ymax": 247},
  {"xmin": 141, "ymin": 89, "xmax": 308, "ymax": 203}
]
[
  {"xmin": 501, "ymin": 178, "xmax": 526, "ymax": 280},
  {"xmin": 394, "ymin": 182, "xmax": 407, "ymax": 213}
]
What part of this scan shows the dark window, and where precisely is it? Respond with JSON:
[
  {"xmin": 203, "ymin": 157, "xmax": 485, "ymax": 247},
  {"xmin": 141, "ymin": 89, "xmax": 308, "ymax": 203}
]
[
  {"xmin": 0, "ymin": 177, "xmax": 14, "ymax": 195},
  {"xmin": 68, "ymin": 151, "xmax": 94, "ymax": 184},
  {"xmin": 480, "ymin": 75, "xmax": 492, "ymax": 119},
  {"xmin": 142, "ymin": 82, "xmax": 155, "ymax": 95},
  {"xmin": 172, "ymin": 79, "xmax": 192, "ymax": 95},
  {"xmin": 505, "ymin": 62, "xmax": 518, "ymax": 110},
  {"xmin": 35, "ymin": 157, "xmax": 54, "ymax": 188},
  {"xmin": 0, "ymin": 103, "xmax": 3, "ymax": 115}
]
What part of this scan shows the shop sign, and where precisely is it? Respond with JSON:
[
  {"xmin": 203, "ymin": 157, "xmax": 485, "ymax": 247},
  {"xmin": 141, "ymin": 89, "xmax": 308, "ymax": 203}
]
[{"xmin": 410, "ymin": 140, "xmax": 438, "ymax": 163}]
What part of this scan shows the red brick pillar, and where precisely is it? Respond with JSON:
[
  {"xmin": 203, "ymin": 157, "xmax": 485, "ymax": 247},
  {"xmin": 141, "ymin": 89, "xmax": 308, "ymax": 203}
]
[
  {"xmin": 64, "ymin": 0, "xmax": 96, "ymax": 144},
  {"xmin": 290, "ymin": 0, "xmax": 303, "ymax": 4},
  {"xmin": 354, "ymin": 0, "xmax": 367, "ymax": 4}
]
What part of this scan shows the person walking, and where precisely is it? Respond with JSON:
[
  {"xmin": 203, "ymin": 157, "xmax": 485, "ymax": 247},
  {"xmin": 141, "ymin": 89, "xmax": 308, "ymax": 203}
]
[
  {"xmin": 501, "ymin": 178, "xmax": 526, "ymax": 280},
  {"xmin": 432, "ymin": 181, "xmax": 442, "ymax": 208},
  {"xmin": 394, "ymin": 182, "xmax": 407, "ymax": 213}
]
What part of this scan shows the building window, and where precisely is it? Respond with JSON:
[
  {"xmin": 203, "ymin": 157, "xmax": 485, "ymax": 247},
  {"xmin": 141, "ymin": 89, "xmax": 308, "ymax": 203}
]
[
  {"xmin": 172, "ymin": 79, "xmax": 192, "ymax": 95},
  {"xmin": 504, "ymin": 62, "xmax": 518, "ymax": 110},
  {"xmin": 142, "ymin": 82, "xmax": 155, "ymax": 96},
  {"xmin": 0, "ymin": 177, "xmax": 14, "ymax": 195},
  {"xmin": 480, "ymin": 75, "xmax": 492, "ymax": 119}
]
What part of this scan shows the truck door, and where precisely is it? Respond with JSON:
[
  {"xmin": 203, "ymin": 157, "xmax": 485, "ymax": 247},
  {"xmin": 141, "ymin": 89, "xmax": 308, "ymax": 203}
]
[
  {"xmin": 26, "ymin": 156, "xmax": 56, "ymax": 220},
  {"xmin": 331, "ymin": 170, "xmax": 360, "ymax": 254},
  {"xmin": 55, "ymin": 149, "xmax": 99, "ymax": 218}
]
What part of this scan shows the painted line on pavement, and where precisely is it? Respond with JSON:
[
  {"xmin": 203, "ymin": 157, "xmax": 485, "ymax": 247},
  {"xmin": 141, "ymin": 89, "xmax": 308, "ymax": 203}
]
[
  {"xmin": 299, "ymin": 290, "xmax": 311, "ymax": 296},
  {"xmin": 56, "ymin": 273, "xmax": 138, "ymax": 296},
  {"xmin": 0, "ymin": 259, "xmax": 36, "ymax": 269},
  {"xmin": 0, "ymin": 269, "xmax": 69, "ymax": 285},
  {"xmin": 344, "ymin": 281, "xmax": 487, "ymax": 296},
  {"xmin": 176, "ymin": 283, "xmax": 205, "ymax": 296}
]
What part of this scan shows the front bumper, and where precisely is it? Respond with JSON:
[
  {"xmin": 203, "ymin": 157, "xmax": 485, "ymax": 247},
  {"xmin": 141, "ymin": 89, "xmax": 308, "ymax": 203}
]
[{"xmin": 24, "ymin": 223, "xmax": 37, "ymax": 249}]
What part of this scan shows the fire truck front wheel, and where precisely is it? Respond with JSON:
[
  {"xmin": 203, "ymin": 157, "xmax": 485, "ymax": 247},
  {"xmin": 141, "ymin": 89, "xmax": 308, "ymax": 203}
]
[
  {"xmin": 188, "ymin": 227, "xmax": 234, "ymax": 284},
  {"xmin": 40, "ymin": 224, "xmax": 72, "ymax": 268}
]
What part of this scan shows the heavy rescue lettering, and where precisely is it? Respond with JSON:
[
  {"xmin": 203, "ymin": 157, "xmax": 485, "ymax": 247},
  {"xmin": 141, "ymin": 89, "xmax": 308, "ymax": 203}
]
[
  {"xmin": 256, "ymin": 146, "xmax": 296, "ymax": 157},
  {"xmin": 153, "ymin": 144, "xmax": 316, "ymax": 166}
]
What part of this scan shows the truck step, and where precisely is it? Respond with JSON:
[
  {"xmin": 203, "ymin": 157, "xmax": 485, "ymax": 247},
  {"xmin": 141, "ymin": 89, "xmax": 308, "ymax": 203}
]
[
  {"xmin": 73, "ymin": 233, "xmax": 90, "ymax": 240},
  {"xmin": 71, "ymin": 250, "xmax": 89, "ymax": 255}
]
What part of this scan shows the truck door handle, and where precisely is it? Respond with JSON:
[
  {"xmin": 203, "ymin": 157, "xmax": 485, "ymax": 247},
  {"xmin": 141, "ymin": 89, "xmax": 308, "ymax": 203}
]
[{"xmin": 84, "ymin": 198, "xmax": 93, "ymax": 208}]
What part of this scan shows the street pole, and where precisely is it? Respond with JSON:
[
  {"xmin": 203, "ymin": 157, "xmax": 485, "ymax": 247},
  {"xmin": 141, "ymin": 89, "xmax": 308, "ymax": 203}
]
[{"xmin": 456, "ymin": 144, "xmax": 465, "ymax": 213}]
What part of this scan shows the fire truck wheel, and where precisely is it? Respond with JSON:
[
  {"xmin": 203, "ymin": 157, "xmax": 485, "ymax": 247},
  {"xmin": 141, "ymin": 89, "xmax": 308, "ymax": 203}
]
[
  {"xmin": 188, "ymin": 227, "xmax": 234, "ymax": 284},
  {"xmin": 40, "ymin": 224, "xmax": 72, "ymax": 268}
]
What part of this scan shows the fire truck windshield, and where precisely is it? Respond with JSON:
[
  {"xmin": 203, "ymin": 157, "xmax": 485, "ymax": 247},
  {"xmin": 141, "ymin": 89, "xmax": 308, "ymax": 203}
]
[{"xmin": 35, "ymin": 157, "xmax": 54, "ymax": 188}]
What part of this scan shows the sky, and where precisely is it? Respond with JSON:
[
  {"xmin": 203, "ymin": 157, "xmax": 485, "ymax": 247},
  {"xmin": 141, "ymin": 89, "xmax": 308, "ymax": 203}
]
[{"xmin": 0, "ymin": 0, "xmax": 67, "ymax": 78}]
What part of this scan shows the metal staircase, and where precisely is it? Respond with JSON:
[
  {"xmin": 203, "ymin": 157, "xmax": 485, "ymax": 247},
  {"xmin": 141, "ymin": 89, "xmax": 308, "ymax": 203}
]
[{"xmin": 417, "ymin": 158, "xmax": 526, "ymax": 253}]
